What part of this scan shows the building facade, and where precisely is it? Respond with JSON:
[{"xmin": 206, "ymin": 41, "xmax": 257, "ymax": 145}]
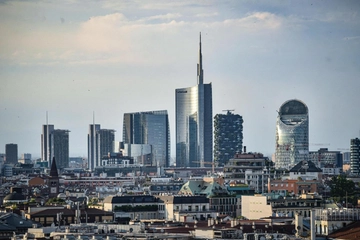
[
  {"xmin": 214, "ymin": 111, "xmax": 243, "ymax": 166},
  {"xmin": 309, "ymin": 148, "xmax": 343, "ymax": 168},
  {"xmin": 350, "ymin": 138, "xmax": 360, "ymax": 176},
  {"xmin": 5, "ymin": 143, "xmax": 18, "ymax": 164},
  {"xmin": 88, "ymin": 124, "xmax": 101, "ymax": 171},
  {"xmin": 99, "ymin": 129, "xmax": 115, "ymax": 158},
  {"xmin": 275, "ymin": 99, "xmax": 309, "ymax": 170},
  {"xmin": 41, "ymin": 124, "xmax": 55, "ymax": 164},
  {"xmin": 53, "ymin": 129, "xmax": 70, "ymax": 169},
  {"xmin": 175, "ymin": 33, "xmax": 212, "ymax": 167},
  {"xmin": 122, "ymin": 110, "xmax": 170, "ymax": 167}
]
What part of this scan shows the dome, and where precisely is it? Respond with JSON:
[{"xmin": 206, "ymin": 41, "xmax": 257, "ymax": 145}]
[
  {"xmin": 279, "ymin": 99, "xmax": 308, "ymax": 115},
  {"xmin": 4, "ymin": 192, "xmax": 25, "ymax": 202}
]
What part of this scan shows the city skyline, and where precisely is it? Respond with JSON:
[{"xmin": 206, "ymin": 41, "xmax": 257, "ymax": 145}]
[{"xmin": 1, "ymin": 1, "xmax": 360, "ymax": 158}]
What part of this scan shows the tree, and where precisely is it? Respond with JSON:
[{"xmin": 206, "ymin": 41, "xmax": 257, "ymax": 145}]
[{"xmin": 330, "ymin": 175, "xmax": 356, "ymax": 205}]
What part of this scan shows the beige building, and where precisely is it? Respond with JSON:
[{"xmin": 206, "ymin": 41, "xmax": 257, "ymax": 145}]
[{"xmin": 241, "ymin": 195, "xmax": 272, "ymax": 220}]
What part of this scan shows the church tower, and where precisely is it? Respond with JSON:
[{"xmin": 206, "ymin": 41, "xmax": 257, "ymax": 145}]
[{"xmin": 48, "ymin": 157, "xmax": 60, "ymax": 198}]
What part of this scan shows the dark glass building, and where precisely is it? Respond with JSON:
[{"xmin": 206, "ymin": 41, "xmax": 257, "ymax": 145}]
[
  {"xmin": 175, "ymin": 33, "xmax": 213, "ymax": 168},
  {"xmin": 350, "ymin": 138, "xmax": 360, "ymax": 176},
  {"xmin": 214, "ymin": 111, "xmax": 243, "ymax": 166},
  {"xmin": 53, "ymin": 129, "xmax": 70, "ymax": 169},
  {"xmin": 275, "ymin": 99, "xmax": 309, "ymax": 170},
  {"xmin": 122, "ymin": 110, "xmax": 170, "ymax": 167},
  {"xmin": 5, "ymin": 143, "xmax": 18, "ymax": 164}
]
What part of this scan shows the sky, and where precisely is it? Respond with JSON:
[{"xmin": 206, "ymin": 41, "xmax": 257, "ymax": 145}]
[{"xmin": 0, "ymin": 0, "xmax": 360, "ymax": 159}]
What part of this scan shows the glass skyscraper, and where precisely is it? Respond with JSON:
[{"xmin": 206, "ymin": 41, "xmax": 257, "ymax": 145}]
[
  {"xmin": 175, "ymin": 33, "xmax": 213, "ymax": 167},
  {"xmin": 122, "ymin": 110, "xmax": 170, "ymax": 167},
  {"xmin": 275, "ymin": 99, "xmax": 309, "ymax": 170}
]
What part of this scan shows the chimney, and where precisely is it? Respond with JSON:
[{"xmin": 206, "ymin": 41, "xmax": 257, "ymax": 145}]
[{"xmin": 244, "ymin": 146, "xmax": 247, "ymax": 153}]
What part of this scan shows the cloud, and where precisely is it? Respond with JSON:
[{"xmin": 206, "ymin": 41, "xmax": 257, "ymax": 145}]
[
  {"xmin": 0, "ymin": 11, "xmax": 289, "ymax": 66},
  {"xmin": 195, "ymin": 12, "xmax": 218, "ymax": 18}
]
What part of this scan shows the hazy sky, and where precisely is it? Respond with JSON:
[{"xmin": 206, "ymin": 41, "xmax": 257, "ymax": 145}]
[{"xmin": 1, "ymin": 0, "xmax": 360, "ymax": 159}]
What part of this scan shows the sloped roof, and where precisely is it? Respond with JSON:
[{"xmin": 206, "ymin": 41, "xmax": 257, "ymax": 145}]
[
  {"xmin": 3, "ymin": 192, "xmax": 25, "ymax": 201},
  {"xmin": 328, "ymin": 220, "xmax": 360, "ymax": 239},
  {"xmin": 289, "ymin": 160, "xmax": 322, "ymax": 173},
  {"xmin": 0, "ymin": 213, "xmax": 40, "ymax": 228},
  {"xmin": 179, "ymin": 179, "xmax": 228, "ymax": 197}
]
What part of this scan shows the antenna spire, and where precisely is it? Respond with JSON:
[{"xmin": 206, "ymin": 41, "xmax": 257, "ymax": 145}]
[{"xmin": 197, "ymin": 32, "xmax": 204, "ymax": 85}]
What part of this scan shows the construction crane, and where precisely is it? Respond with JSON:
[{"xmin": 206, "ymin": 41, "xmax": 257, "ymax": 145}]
[{"xmin": 193, "ymin": 161, "xmax": 216, "ymax": 173}]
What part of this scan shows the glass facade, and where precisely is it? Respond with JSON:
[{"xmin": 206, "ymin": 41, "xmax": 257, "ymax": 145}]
[
  {"xmin": 88, "ymin": 124, "xmax": 100, "ymax": 171},
  {"xmin": 275, "ymin": 99, "xmax": 309, "ymax": 170},
  {"xmin": 175, "ymin": 83, "xmax": 212, "ymax": 167},
  {"xmin": 53, "ymin": 129, "xmax": 70, "ymax": 169},
  {"xmin": 175, "ymin": 34, "xmax": 212, "ymax": 168},
  {"xmin": 122, "ymin": 110, "xmax": 170, "ymax": 167},
  {"xmin": 41, "ymin": 124, "xmax": 54, "ymax": 164}
]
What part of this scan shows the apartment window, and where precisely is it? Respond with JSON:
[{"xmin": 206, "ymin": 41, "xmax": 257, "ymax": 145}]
[{"xmin": 188, "ymin": 206, "xmax": 192, "ymax": 211}]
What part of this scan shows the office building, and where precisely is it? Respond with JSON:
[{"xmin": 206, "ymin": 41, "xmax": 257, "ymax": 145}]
[
  {"xmin": 175, "ymin": 33, "xmax": 213, "ymax": 167},
  {"xmin": 275, "ymin": 99, "xmax": 309, "ymax": 170},
  {"xmin": 41, "ymin": 124, "xmax": 55, "ymax": 163},
  {"xmin": 5, "ymin": 143, "xmax": 18, "ymax": 164},
  {"xmin": 19, "ymin": 153, "xmax": 32, "ymax": 164},
  {"xmin": 53, "ymin": 129, "xmax": 70, "ymax": 169},
  {"xmin": 88, "ymin": 124, "xmax": 116, "ymax": 170},
  {"xmin": 309, "ymin": 148, "xmax": 343, "ymax": 168},
  {"xmin": 350, "ymin": 138, "xmax": 360, "ymax": 176},
  {"xmin": 122, "ymin": 110, "xmax": 170, "ymax": 167},
  {"xmin": 214, "ymin": 110, "xmax": 243, "ymax": 166}
]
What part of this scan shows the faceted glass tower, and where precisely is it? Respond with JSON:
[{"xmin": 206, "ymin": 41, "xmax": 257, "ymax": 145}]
[
  {"xmin": 175, "ymin": 33, "xmax": 213, "ymax": 167},
  {"xmin": 350, "ymin": 138, "xmax": 360, "ymax": 176},
  {"xmin": 123, "ymin": 110, "xmax": 170, "ymax": 167},
  {"xmin": 275, "ymin": 99, "xmax": 309, "ymax": 170},
  {"xmin": 214, "ymin": 111, "xmax": 243, "ymax": 166}
]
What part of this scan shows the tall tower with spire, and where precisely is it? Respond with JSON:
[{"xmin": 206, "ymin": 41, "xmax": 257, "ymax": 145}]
[{"xmin": 175, "ymin": 33, "xmax": 213, "ymax": 168}]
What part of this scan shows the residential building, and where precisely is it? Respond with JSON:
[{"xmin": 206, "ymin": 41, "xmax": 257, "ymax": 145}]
[
  {"xmin": 175, "ymin": 33, "xmax": 212, "ymax": 167},
  {"xmin": 275, "ymin": 99, "xmax": 309, "ymax": 170},
  {"xmin": 214, "ymin": 110, "xmax": 243, "ymax": 166},
  {"xmin": 223, "ymin": 152, "xmax": 270, "ymax": 194},
  {"xmin": 53, "ymin": 129, "xmax": 70, "ymax": 169},
  {"xmin": 122, "ymin": 110, "xmax": 170, "ymax": 167},
  {"xmin": 350, "ymin": 138, "xmax": 360, "ymax": 175},
  {"xmin": 5, "ymin": 143, "xmax": 18, "ymax": 164}
]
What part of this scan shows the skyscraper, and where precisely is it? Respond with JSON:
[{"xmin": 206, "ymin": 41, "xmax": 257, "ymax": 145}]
[
  {"xmin": 122, "ymin": 110, "xmax": 170, "ymax": 167},
  {"xmin": 214, "ymin": 111, "xmax": 243, "ymax": 166},
  {"xmin": 41, "ymin": 124, "xmax": 55, "ymax": 164},
  {"xmin": 88, "ymin": 124, "xmax": 100, "ymax": 171},
  {"xmin": 87, "ymin": 124, "xmax": 115, "ymax": 170},
  {"xmin": 275, "ymin": 99, "xmax": 309, "ymax": 170},
  {"xmin": 41, "ymin": 124, "xmax": 69, "ymax": 169},
  {"xmin": 350, "ymin": 138, "xmax": 360, "ymax": 176},
  {"xmin": 5, "ymin": 143, "xmax": 18, "ymax": 164},
  {"xmin": 53, "ymin": 129, "xmax": 70, "ymax": 169},
  {"xmin": 175, "ymin": 33, "xmax": 213, "ymax": 167}
]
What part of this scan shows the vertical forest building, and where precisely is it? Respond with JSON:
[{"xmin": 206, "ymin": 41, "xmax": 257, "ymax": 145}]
[
  {"xmin": 350, "ymin": 138, "xmax": 360, "ymax": 176},
  {"xmin": 214, "ymin": 111, "xmax": 243, "ymax": 166}
]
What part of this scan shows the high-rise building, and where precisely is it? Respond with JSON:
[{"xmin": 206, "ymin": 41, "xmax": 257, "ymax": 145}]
[
  {"xmin": 350, "ymin": 138, "xmax": 360, "ymax": 176},
  {"xmin": 53, "ymin": 129, "xmax": 70, "ymax": 169},
  {"xmin": 41, "ymin": 124, "xmax": 55, "ymax": 163},
  {"xmin": 122, "ymin": 110, "xmax": 170, "ymax": 167},
  {"xmin": 214, "ymin": 111, "xmax": 243, "ymax": 166},
  {"xmin": 88, "ymin": 124, "xmax": 100, "ymax": 171},
  {"xmin": 5, "ymin": 143, "xmax": 18, "ymax": 164},
  {"xmin": 99, "ymin": 129, "xmax": 116, "ymax": 158},
  {"xmin": 275, "ymin": 99, "xmax": 309, "ymax": 170},
  {"xmin": 87, "ymin": 124, "xmax": 116, "ymax": 170},
  {"xmin": 175, "ymin": 33, "xmax": 213, "ymax": 167}
]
